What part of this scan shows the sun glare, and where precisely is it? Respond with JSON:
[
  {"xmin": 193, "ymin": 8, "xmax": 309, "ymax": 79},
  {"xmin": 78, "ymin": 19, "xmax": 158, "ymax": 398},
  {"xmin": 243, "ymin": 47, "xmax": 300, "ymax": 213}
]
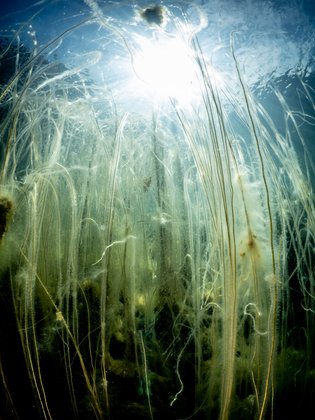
[{"xmin": 133, "ymin": 35, "xmax": 198, "ymax": 104}]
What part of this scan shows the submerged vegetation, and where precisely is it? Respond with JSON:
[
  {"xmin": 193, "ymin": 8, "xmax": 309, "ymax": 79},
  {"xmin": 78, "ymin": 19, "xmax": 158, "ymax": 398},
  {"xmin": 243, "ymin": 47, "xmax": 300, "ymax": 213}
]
[{"xmin": 0, "ymin": 1, "xmax": 314, "ymax": 419}]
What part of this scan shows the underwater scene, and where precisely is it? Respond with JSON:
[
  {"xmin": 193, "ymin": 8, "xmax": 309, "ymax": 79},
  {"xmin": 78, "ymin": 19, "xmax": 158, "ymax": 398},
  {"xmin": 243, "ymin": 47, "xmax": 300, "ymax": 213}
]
[{"xmin": 0, "ymin": 0, "xmax": 315, "ymax": 419}]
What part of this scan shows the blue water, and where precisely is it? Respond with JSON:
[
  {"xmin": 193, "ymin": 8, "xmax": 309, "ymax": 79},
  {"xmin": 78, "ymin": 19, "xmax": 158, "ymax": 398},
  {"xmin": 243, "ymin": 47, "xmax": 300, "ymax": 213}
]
[
  {"xmin": 1, "ymin": 0, "xmax": 315, "ymax": 177},
  {"xmin": 1, "ymin": 0, "xmax": 314, "ymax": 80}
]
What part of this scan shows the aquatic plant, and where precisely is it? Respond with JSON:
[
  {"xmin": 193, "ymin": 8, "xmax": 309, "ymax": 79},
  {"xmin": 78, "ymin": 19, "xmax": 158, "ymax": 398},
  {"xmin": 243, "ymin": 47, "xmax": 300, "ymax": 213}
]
[{"xmin": 0, "ymin": 1, "xmax": 314, "ymax": 419}]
